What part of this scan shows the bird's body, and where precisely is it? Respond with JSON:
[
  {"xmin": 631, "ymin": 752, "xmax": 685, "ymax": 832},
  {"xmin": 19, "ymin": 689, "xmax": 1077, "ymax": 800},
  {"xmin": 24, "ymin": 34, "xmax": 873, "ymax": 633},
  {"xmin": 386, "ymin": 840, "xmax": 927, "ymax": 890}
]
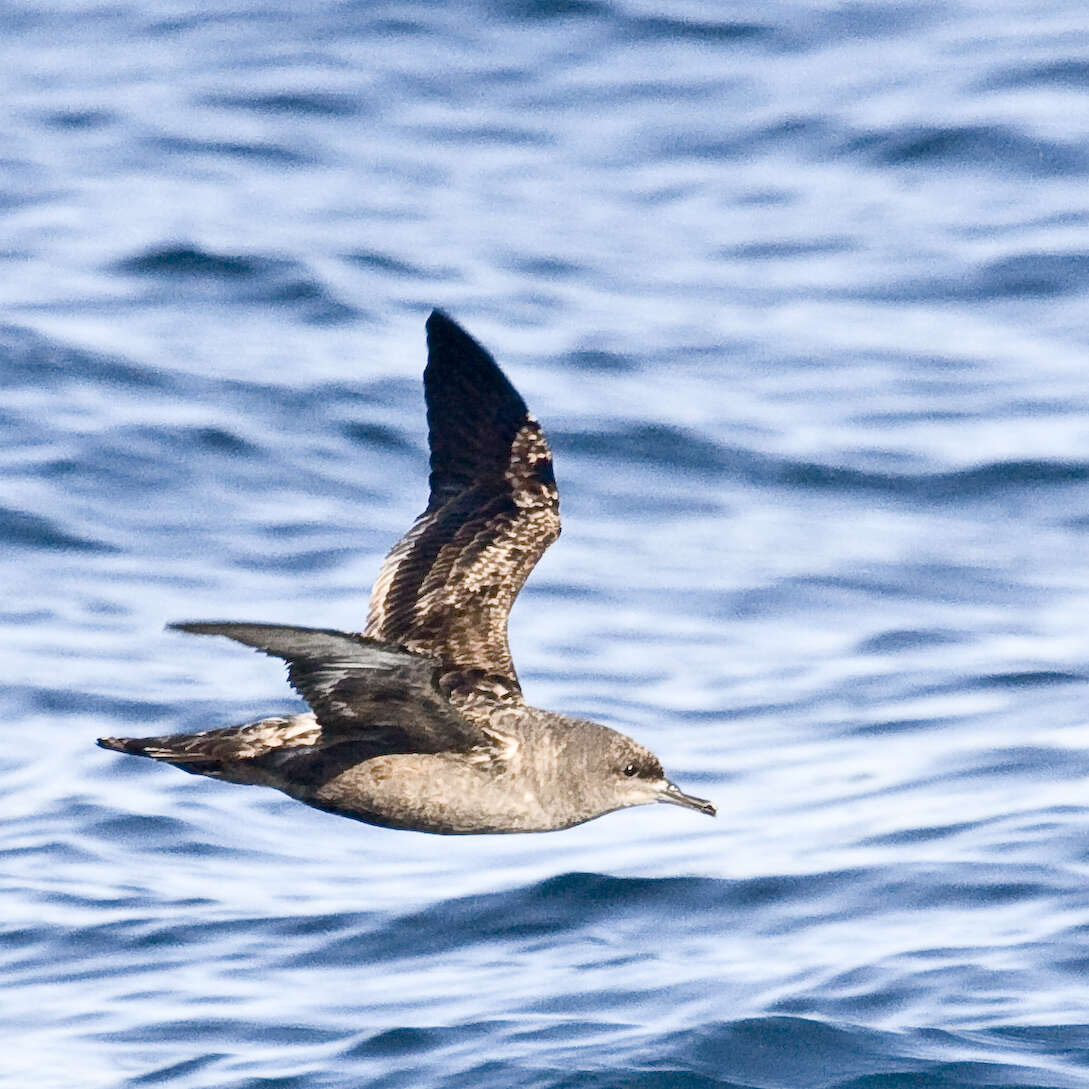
[
  {"xmin": 112, "ymin": 702, "xmax": 688, "ymax": 834},
  {"xmin": 99, "ymin": 312, "xmax": 714, "ymax": 834}
]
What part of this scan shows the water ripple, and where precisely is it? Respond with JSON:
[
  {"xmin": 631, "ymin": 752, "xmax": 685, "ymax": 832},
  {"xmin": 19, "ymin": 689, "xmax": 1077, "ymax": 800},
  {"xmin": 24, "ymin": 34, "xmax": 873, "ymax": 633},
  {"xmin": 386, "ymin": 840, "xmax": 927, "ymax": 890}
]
[{"xmin": 6, "ymin": 1, "xmax": 1089, "ymax": 1086}]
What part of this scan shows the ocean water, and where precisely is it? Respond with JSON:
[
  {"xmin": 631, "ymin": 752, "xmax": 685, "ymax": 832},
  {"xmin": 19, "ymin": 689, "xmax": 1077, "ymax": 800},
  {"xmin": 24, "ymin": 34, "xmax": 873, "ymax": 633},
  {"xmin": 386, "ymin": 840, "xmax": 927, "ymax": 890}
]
[{"xmin": 5, "ymin": 1, "xmax": 1089, "ymax": 1086}]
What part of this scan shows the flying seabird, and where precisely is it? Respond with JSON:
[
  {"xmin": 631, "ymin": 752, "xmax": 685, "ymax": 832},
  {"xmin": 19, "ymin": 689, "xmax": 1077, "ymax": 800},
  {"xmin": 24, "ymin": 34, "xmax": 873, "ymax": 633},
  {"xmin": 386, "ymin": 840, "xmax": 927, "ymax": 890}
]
[{"xmin": 98, "ymin": 311, "xmax": 715, "ymax": 834}]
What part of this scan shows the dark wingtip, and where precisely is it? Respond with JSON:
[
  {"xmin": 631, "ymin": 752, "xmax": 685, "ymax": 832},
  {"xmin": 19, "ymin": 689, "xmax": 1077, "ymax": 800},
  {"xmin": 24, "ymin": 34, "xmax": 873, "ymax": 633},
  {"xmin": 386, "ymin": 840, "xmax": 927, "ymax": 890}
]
[
  {"xmin": 167, "ymin": 621, "xmax": 240, "ymax": 636},
  {"xmin": 97, "ymin": 736, "xmax": 130, "ymax": 753},
  {"xmin": 424, "ymin": 308, "xmax": 483, "ymax": 354},
  {"xmin": 425, "ymin": 309, "xmax": 465, "ymax": 346},
  {"xmin": 423, "ymin": 309, "xmax": 526, "ymax": 409}
]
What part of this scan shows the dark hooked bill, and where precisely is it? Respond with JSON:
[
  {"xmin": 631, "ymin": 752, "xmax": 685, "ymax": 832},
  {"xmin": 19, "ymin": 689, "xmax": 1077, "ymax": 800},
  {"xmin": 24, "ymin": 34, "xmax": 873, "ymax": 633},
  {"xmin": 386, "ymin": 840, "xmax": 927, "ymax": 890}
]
[{"xmin": 660, "ymin": 780, "xmax": 716, "ymax": 817}]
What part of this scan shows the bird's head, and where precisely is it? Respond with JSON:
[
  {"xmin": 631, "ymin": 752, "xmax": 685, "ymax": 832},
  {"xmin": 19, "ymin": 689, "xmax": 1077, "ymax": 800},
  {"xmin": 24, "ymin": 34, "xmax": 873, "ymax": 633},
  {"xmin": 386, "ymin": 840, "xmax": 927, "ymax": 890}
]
[{"xmin": 562, "ymin": 725, "xmax": 716, "ymax": 824}]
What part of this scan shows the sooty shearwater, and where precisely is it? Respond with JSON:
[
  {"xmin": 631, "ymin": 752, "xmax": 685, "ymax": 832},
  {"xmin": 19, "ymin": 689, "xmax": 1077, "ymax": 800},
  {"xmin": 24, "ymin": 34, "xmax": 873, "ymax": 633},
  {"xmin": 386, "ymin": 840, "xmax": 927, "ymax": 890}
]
[{"xmin": 99, "ymin": 311, "xmax": 716, "ymax": 834}]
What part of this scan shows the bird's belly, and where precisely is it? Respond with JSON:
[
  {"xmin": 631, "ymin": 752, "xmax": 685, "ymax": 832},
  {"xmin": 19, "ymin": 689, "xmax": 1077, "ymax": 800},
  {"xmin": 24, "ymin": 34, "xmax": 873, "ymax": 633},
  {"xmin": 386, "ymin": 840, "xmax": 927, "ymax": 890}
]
[{"xmin": 296, "ymin": 753, "xmax": 557, "ymax": 835}]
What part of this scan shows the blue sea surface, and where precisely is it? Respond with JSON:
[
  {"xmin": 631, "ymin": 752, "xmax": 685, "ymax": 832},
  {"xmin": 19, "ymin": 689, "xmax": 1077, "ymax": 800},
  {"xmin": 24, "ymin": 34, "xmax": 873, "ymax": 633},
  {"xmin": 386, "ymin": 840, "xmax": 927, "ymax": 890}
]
[{"xmin": 4, "ymin": 1, "xmax": 1089, "ymax": 1086}]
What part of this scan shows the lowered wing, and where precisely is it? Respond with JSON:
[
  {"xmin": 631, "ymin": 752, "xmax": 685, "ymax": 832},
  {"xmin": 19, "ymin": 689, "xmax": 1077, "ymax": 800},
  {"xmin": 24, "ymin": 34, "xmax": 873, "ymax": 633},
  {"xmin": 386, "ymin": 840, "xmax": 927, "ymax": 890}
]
[{"xmin": 169, "ymin": 621, "xmax": 488, "ymax": 753}]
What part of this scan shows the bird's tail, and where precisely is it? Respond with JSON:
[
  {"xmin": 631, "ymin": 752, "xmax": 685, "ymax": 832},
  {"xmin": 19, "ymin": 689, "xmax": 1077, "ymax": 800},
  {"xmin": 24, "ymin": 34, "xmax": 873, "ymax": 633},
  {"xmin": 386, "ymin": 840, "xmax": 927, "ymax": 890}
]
[
  {"xmin": 98, "ymin": 735, "xmax": 148, "ymax": 755},
  {"xmin": 97, "ymin": 714, "xmax": 321, "ymax": 779},
  {"xmin": 97, "ymin": 733, "xmax": 207, "ymax": 761}
]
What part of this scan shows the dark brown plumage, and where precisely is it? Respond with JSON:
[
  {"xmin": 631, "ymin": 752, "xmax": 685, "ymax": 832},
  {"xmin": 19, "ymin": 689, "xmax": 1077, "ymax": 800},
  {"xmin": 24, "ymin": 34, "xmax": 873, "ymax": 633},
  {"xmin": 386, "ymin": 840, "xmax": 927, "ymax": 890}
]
[
  {"xmin": 98, "ymin": 310, "xmax": 715, "ymax": 834},
  {"xmin": 365, "ymin": 311, "xmax": 560, "ymax": 702}
]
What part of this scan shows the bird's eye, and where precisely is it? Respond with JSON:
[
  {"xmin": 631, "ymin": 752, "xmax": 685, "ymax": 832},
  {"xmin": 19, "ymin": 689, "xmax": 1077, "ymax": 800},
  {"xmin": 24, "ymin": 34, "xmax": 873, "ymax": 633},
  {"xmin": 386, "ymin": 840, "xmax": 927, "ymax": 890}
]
[{"xmin": 623, "ymin": 762, "xmax": 639, "ymax": 777}]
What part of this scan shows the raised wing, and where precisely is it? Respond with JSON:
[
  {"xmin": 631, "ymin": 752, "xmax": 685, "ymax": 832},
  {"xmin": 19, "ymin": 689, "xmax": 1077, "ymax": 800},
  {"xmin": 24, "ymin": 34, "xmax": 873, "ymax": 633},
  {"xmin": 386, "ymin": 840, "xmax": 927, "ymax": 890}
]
[
  {"xmin": 169, "ymin": 621, "xmax": 488, "ymax": 753},
  {"xmin": 364, "ymin": 311, "xmax": 560, "ymax": 697}
]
